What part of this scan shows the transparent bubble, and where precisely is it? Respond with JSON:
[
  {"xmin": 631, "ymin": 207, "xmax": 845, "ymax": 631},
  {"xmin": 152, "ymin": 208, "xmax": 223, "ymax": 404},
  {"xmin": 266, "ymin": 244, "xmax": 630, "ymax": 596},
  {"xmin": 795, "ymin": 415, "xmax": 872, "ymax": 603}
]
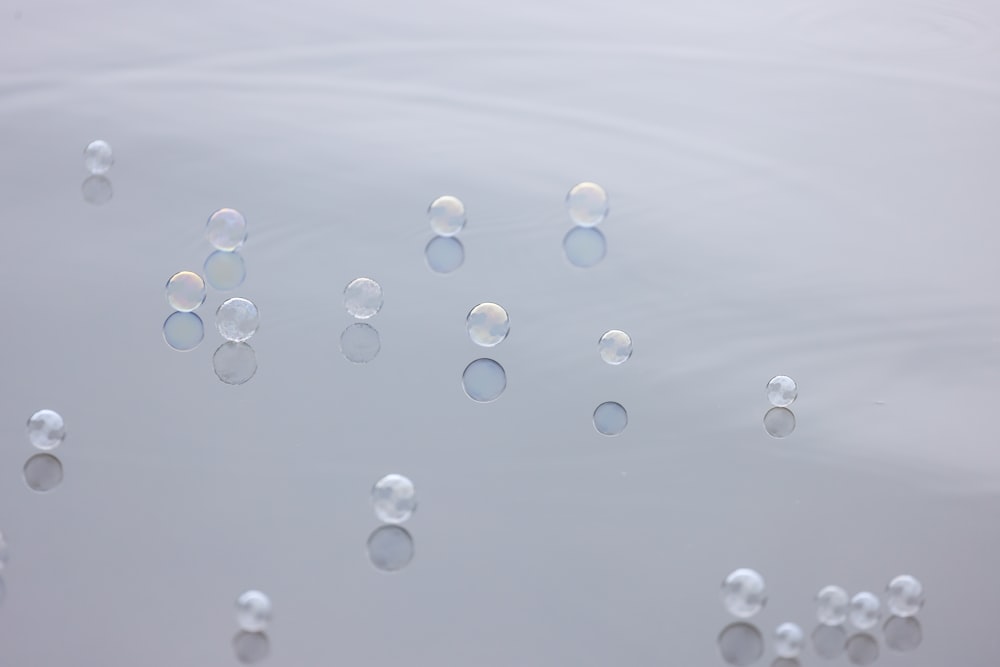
[
  {"xmin": 83, "ymin": 140, "xmax": 113, "ymax": 175},
  {"xmin": 816, "ymin": 585, "xmax": 849, "ymax": 626},
  {"xmin": 163, "ymin": 312, "xmax": 204, "ymax": 351},
  {"xmin": 599, "ymin": 330, "xmax": 632, "ymax": 365},
  {"xmin": 849, "ymin": 592, "xmax": 881, "ymax": 630},
  {"xmin": 372, "ymin": 474, "xmax": 417, "ymax": 524},
  {"xmin": 774, "ymin": 622, "xmax": 804, "ymax": 659},
  {"xmin": 886, "ymin": 575, "xmax": 924, "ymax": 617},
  {"xmin": 763, "ymin": 407, "xmax": 795, "ymax": 438},
  {"xmin": 461, "ymin": 358, "xmax": 506, "ymax": 402},
  {"xmin": 884, "ymin": 616, "xmax": 922, "ymax": 652},
  {"xmin": 216, "ymin": 298, "xmax": 259, "ymax": 342},
  {"xmin": 27, "ymin": 409, "xmax": 65, "ymax": 451},
  {"xmin": 340, "ymin": 323, "xmax": 381, "ymax": 363},
  {"xmin": 593, "ymin": 401, "xmax": 627, "ymax": 436},
  {"xmin": 206, "ymin": 208, "xmax": 248, "ymax": 252},
  {"xmin": 165, "ymin": 271, "xmax": 206, "ymax": 312},
  {"xmin": 344, "ymin": 278, "xmax": 383, "ymax": 319},
  {"xmin": 367, "ymin": 525, "xmax": 414, "ymax": 572},
  {"xmin": 235, "ymin": 590, "xmax": 272, "ymax": 632},
  {"xmin": 0, "ymin": 531, "xmax": 8, "ymax": 571},
  {"xmin": 563, "ymin": 226, "xmax": 606, "ymax": 268},
  {"xmin": 427, "ymin": 195, "xmax": 466, "ymax": 236},
  {"xmin": 232, "ymin": 631, "xmax": 270, "ymax": 664},
  {"xmin": 214, "ymin": 343, "xmax": 257, "ymax": 385},
  {"xmin": 23, "ymin": 454, "xmax": 63, "ymax": 493},
  {"xmin": 425, "ymin": 236, "xmax": 464, "ymax": 274},
  {"xmin": 722, "ymin": 568, "xmax": 767, "ymax": 618},
  {"xmin": 812, "ymin": 624, "xmax": 847, "ymax": 659},
  {"xmin": 845, "ymin": 634, "xmax": 879, "ymax": 665},
  {"xmin": 717, "ymin": 623, "xmax": 764, "ymax": 666},
  {"xmin": 767, "ymin": 375, "xmax": 798, "ymax": 407},
  {"xmin": 466, "ymin": 303, "xmax": 509, "ymax": 347},
  {"xmin": 81, "ymin": 175, "xmax": 112, "ymax": 205},
  {"xmin": 566, "ymin": 181, "xmax": 609, "ymax": 226},
  {"xmin": 204, "ymin": 251, "xmax": 246, "ymax": 291}
]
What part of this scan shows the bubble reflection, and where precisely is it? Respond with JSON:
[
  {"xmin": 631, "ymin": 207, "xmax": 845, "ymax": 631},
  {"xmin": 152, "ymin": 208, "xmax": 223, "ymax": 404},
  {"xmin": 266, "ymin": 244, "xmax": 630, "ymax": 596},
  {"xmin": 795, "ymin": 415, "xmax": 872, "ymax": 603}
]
[
  {"xmin": 340, "ymin": 323, "xmax": 381, "ymax": 363},
  {"xmin": 425, "ymin": 236, "xmax": 464, "ymax": 274},
  {"xmin": 563, "ymin": 226, "xmax": 606, "ymax": 268},
  {"xmin": 204, "ymin": 251, "xmax": 246, "ymax": 291},
  {"xmin": 23, "ymin": 454, "xmax": 63, "ymax": 493},
  {"xmin": 367, "ymin": 525, "xmax": 414, "ymax": 572},
  {"xmin": 461, "ymin": 358, "xmax": 506, "ymax": 402},
  {"xmin": 717, "ymin": 623, "xmax": 764, "ymax": 666},
  {"xmin": 213, "ymin": 342, "xmax": 257, "ymax": 385},
  {"xmin": 811, "ymin": 624, "xmax": 847, "ymax": 659},
  {"xmin": 763, "ymin": 407, "xmax": 795, "ymax": 438},
  {"xmin": 232, "ymin": 631, "xmax": 270, "ymax": 664},
  {"xmin": 163, "ymin": 311, "xmax": 204, "ymax": 351},
  {"xmin": 845, "ymin": 634, "xmax": 879, "ymax": 665},
  {"xmin": 884, "ymin": 616, "xmax": 922, "ymax": 652},
  {"xmin": 81, "ymin": 176, "xmax": 112, "ymax": 205}
]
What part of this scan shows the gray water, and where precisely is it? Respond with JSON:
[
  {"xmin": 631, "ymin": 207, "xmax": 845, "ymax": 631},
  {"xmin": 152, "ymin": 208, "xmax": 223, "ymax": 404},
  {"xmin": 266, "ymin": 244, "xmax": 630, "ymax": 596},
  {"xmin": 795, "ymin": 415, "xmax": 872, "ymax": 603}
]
[{"xmin": 1, "ymin": 1, "xmax": 999, "ymax": 665}]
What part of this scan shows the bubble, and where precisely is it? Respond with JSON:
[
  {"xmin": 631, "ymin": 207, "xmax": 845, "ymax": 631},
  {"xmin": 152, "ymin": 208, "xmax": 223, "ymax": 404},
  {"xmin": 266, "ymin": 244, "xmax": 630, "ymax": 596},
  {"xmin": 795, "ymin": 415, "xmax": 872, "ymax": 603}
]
[
  {"xmin": 163, "ymin": 311, "xmax": 204, "ymax": 351},
  {"xmin": 367, "ymin": 525, "xmax": 414, "ymax": 572},
  {"xmin": 216, "ymin": 298, "xmax": 259, "ymax": 342},
  {"xmin": 344, "ymin": 278, "xmax": 383, "ymax": 319},
  {"xmin": 763, "ymin": 407, "xmax": 795, "ymax": 438},
  {"xmin": 425, "ymin": 236, "xmax": 464, "ymax": 274},
  {"xmin": 721, "ymin": 568, "xmax": 767, "ymax": 618},
  {"xmin": 816, "ymin": 585, "xmax": 849, "ymax": 626},
  {"xmin": 598, "ymin": 330, "xmax": 632, "ymax": 365},
  {"xmin": 165, "ymin": 271, "xmax": 206, "ymax": 312},
  {"xmin": 767, "ymin": 375, "xmax": 798, "ymax": 407},
  {"xmin": 213, "ymin": 343, "xmax": 257, "ymax": 385},
  {"xmin": 427, "ymin": 195, "xmax": 466, "ymax": 236},
  {"xmin": 204, "ymin": 251, "xmax": 246, "ymax": 291},
  {"xmin": 83, "ymin": 140, "xmax": 113, "ymax": 174},
  {"xmin": 593, "ymin": 401, "xmax": 627, "ymax": 436},
  {"xmin": 466, "ymin": 303, "xmax": 509, "ymax": 347},
  {"xmin": 0, "ymin": 531, "xmax": 8, "ymax": 571},
  {"xmin": 461, "ymin": 358, "xmax": 506, "ymax": 403},
  {"xmin": 883, "ymin": 616, "xmax": 922, "ymax": 652},
  {"xmin": 372, "ymin": 474, "xmax": 417, "ymax": 524},
  {"xmin": 232, "ymin": 631, "xmax": 270, "ymax": 664},
  {"xmin": 81, "ymin": 175, "xmax": 112, "ymax": 205},
  {"xmin": 23, "ymin": 454, "xmax": 63, "ymax": 493},
  {"xmin": 812, "ymin": 624, "xmax": 847, "ymax": 659},
  {"xmin": 206, "ymin": 208, "xmax": 248, "ymax": 252},
  {"xmin": 27, "ymin": 409, "xmax": 65, "ymax": 451},
  {"xmin": 886, "ymin": 575, "xmax": 924, "ymax": 617},
  {"xmin": 845, "ymin": 634, "xmax": 879, "ymax": 665},
  {"xmin": 774, "ymin": 622, "xmax": 804, "ymax": 659},
  {"xmin": 566, "ymin": 181, "xmax": 609, "ymax": 226},
  {"xmin": 563, "ymin": 226, "xmax": 606, "ymax": 268},
  {"xmin": 849, "ymin": 592, "xmax": 881, "ymax": 630},
  {"xmin": 235, "ymin": 590, "xmax": 272, "ymax": 632},
  {"xmin": 340, "ymin": 323, "xmax": 381, "ymax": 363},
  {"xmin": 717, "ymin": 623, "xmax": 764, "ymax": 666}
]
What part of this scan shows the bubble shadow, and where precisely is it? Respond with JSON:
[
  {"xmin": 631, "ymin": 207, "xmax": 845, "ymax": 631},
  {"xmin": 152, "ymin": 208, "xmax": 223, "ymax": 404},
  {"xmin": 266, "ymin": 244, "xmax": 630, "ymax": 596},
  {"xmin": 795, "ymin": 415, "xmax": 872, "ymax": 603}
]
[
  {"xmin": 23, "ymin": 453, "xmax": 63, "ymax": 492},
  {"xmin": 232, "ymin": 630, "xmax": 270, "ymax": 664},
  {"xmin": 81, "ymin": 175, "xmax": 112, "ymax": 205}
]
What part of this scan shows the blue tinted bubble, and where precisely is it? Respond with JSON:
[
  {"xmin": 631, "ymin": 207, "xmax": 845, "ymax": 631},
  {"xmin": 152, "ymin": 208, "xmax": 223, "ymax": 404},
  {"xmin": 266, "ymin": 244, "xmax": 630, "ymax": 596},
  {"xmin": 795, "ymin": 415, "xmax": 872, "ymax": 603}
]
[
  {"xmin": 462, "ymin": 358, "xmax": 506, "ymax": 402},
  {"xmin": 563, "ymin": 227, "xmax": 606, "ymax": 268},
  {"xmin": 425, "ymin": 236, "xmax": 464, "ymax": 274},
  {"xmin": 204, "ymin": 251, "xmax": 247, "ymax": 291},
  {"xmin": 163, "ymin": 311, "xmax": 204, "ymax": 351}
]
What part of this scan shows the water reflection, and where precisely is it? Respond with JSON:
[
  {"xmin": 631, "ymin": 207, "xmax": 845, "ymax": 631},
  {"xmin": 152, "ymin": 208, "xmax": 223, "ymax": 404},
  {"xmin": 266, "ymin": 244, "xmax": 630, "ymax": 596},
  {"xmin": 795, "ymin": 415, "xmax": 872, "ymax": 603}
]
[
  {"xmin": 811, "ymin": 623, "xmax": 846, "ymax": 659},
  {"xmin": 81, "ymin": 175, "xmax": 112, "ymax": 205},
  {"xmin": 23, "ymin": 453, "xmax": 63, "ymax": 492},
  {"xmin": 772, "ymin": 659, "xmax": 800, "ymax": 667},
  {"xmin": 232, "ymin": 631, "xmax": 270, "ymax": 664},
  {"xmin": 763, "ymin": 407, "xmax": 796, "ymax": 438},
  {"xmin": 717, "ymin": 622, "xmax": 764, "ymax": 666},
  {"xmin": 367, "ymin": 525, "xmax": 414, "ymax": 572},
  {"xmin": 213, "ymin": 342, "xmax": 257, "ymax": 385},
  {"xmin": 883, "ymin": 616, "xmax": 922, "ymax": 652},
  {"xmin": 340, "ymin": 323, "xmax": 380, "ymax": 363},
  {"xmin": 845, "ymin": 633, "xmax": 879, "ymax": 665},
  {"xmin": 425, "ymin": 236, "xmax": 464, "ymax": 274},
  {"xmin": 562, "ymin": 226, "xmax": 606, "ymax": 268}
]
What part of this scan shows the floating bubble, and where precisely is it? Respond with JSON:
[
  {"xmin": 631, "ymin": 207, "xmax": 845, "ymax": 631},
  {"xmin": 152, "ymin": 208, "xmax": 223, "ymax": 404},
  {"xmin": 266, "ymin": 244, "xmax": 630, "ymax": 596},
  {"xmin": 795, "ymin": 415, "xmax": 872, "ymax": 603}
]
[
  {"xmin": 27, "ymin": 409, "xmax": 65, "ymax": 451},
  {"xmin": 163, "ymin": 311, "xmax": 204, "ymax": 351},
  {"xmin": 763, "ymin": 407, "xmax": 795, "ymax": 438},
  {"xmin": 566, "ymin": 181, "xmax": 609, "ymax": 226},
  {"xmin": 213, "ymin": 343, "xmax": 257, "ymax": 385},
  {"xmin": 845, "ymin": 634, "xmax": 879, "ymax": 665},
  {"xmin": 206, "ymin": 208, "xmax": 248, "ymax": 252},
  {"xmin": 344, "ymin": 278, "xmax": 383, "ymax": 319},
  {"xmin": 23, "ymin": 454, "xmax": 63, "ymax": 493},
  {"xmin": 722, "ymin": 568, "xmax": 767, "ymax": 618},
  {"xmin": 884, "ymin": 616, "xmax": 922, "ymax": 652},
  {"xmin": 563, "ymin": 226, "xmax": 606, "ymax": 268},
  {"xmin": 886, "ymin": 575, "xmax": 924, "ymax": 617},
  {"xmin": 425, "ymin": 236, "xmax": 464, "ymax": 274},
  {"xmin": 81, "ymin": 175, "xmax": 112, "ymax": 205},
  {"xmin": 774, "ymin": 622, "xmax": 804, "ymax": 659},
  {"xmin": 466, "ymin": 302, "xmax": 509, "ymax": 347},
  {"xmin": 461, "ymin": 358, "xmax": 506, "ymax": 402},
  {"xmin": 599, "ymin": 330, "xmax": 632, "ymax": 365},
  {"xmin": 232, "ymin": 631, "xmax": 270, "ymax": 664},
  {"xmin": 717, "ymin": 623, "xmax": 764, "ymax": 666},
  {"xmin": 235, "ymin": 590, "xmax": 272, "ymax": 632},
  {"xmin": 340, "ymin": 323, "xmax": 381, "ymax": 363},
  {"xmin": 816, "ymin": 585, "xmax": 849, "ymax": 626},
  {"xmin": 204, "ymin": 251, "xmax": 246, "ymax": 291},
  {"xmin": 849, "ymin": 592, "xmax": 881, "ymax": 630},
  {"xmin": 216, "ymin": 298, "xmax": 259, "ymax": 342},
  {"xmin": 767, "ymin": 376, "xmax": 798, "ymax": 407},
  {"xmin": 593, "ymin": 401, "xmax": 627, "ymax": 436},
  {"xmin": 812, "ymin": 624, "xmax": 847, "ymax": 659},
  {"xmin": 427, "ymin": 195, "xmax": 466, "ymax": 236},
  {"xmin": 165, "ymin": 271, "xmax": 206, "ymax": 312},
  {"xmin": 372, "ymin": 474, "xmax": 417, "ymax": 524},
  {"xmin": 367, "ymin": 525, "xmax": 414, "ymax": 572},
  {"xmin": 83, "ymin": 139, "xmax": 113, "ymax": 174}
]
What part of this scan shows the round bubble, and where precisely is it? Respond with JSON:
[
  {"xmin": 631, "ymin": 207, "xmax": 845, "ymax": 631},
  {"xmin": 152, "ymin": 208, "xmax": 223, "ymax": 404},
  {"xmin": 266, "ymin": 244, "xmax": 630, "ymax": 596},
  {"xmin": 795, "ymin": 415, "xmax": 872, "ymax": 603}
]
[
  {"xmin": 816, "ymin": 585, "xmax": 849, "ymax": 626},
  {"xmin": 340, "ymin": 323, "xmax": 381, "ymax": 363},
  {"xmin": 812, "ymin": 624, "xmax": 847, "ymax": 659},
  {"xmin": 163, "ymin": 311, "xmax": 204, "ymax": 351},
  {"xmin": 717, "ymin": 623, "xmax": 764, "ymax": 666},
  {"xmin": 23, "ymin": 454, "xmax": 63, "ymax": 493},
  {"xmin": 372, "ymin": 474, "xmax": 417, "ymax": 524},
  {"xmin": 27, "ymin": 409, "xmax": 65, "ymax": 451},
  {"xmin": 367, "ymin": 525, "xmax": 414, "ymax": 572},
  {"xmin": 232, "ymin": 631, "xmax": 270, "ymax": 664},
  {"xmin": 425, "ymin": 236, "xmax": 464, "ymax": 274},
  {"xmin": 235, "ymin": 590, "xmax": 271, "ymax": 632},
  {"xmin": 206, "ymin": 208, "xmax": 248, "ymax": 252},
  {"xmin": 213, "ymin": 343, "xmax": 257, "ymax": 385},
  {"xmin": 81, "ymin": 175, "xmax": 113, "ymax": 205},
  {"xmin": 763, "ymin": 407, "xmax": 795, "ymax": 438},
  {"xmin": 428, "ymin": 195, "xmax": 466, "ymax": 236},
  {"xmin": 461, "ymin": 358, "xmax": 506, "ymax": 402},
  {"xmin": 722, "ymin": 568, "xmax": 767, "ymax": 618},
  {"xmin": 886, "ymin": 574, "xmax": 924, "ymax": 617},
  {"xmin": 593, "ymin": 401, "xmax": 627, "ymax": 436},
  {"xmin": 884, "ymin": 616, "xmax": 922, "ymax": 652},
  {"xmin": 563, "ymin": 226, "xmax": 606, "ymax": 268},
  {"xmin": 849, "ymin": 592, "xmax": 881, "ymax": 630},
  {"xmin": 344, "ymin": 277, "xmax": 383, "ymax": 319},
  {"xmin": 845, "ymin": 634, "xmax": 879, "ymax": 665},
  {"xmin": 467, "ymin": 302, "xmax": 509, "ymax": 347},
  {"xmin": 216, "ymin": 298, "xmax": 259, "ymax": 342},
  {"xmin": 599, "ymin": 330, "xmax": 632, "ymax": 365},
  {"xmin": 204, "ymin": 251, "xmax": 246, "ymax": 291},
  {"xmin": 774, "ymin": 622, "xmax": 804, "ymax": 659},
  {"xmin": 83, "ymin": 140, "xmax": 113, "ymax": 174},
  {"xmin": 767, "ymin": 375, "xmax": 798, "ymax": 407},
  {"xmin": 165, "ymin": 271, "xmax": 206, "ymax": 312},
  {"xmin": 566, "ymin": 181, "xmax": 609, "ymax": 226}
]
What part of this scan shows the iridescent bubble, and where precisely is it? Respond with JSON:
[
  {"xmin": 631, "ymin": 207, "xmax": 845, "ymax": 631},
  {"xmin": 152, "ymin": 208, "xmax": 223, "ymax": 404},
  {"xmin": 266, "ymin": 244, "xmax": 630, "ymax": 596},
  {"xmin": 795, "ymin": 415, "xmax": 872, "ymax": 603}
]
[
  {"xmin": 27, "ymin": 409, "xmax": 65, "ymax": 451},
  {"xmin": 213, "ymin": 343, "xmax": 257, "ymax": 385},
  {"xmin": 849, "ymin": 592, "xmax": 881, "ymax": 630},
  {"xmin": 340, "ymin": 323, "xmax": 381, "ymax": 363},
  {"xmin": 812, "ymin": 624, "xmax": 847, "ymax": 659},
  {"xmin": 845, "ymin": 634, "xmax": 879, "ymax": 665},
  {"xmin": 717, "ymin": 623, "xmax": 764, "ymax": 666},
  {"xmin": 425, "ymin": 236, "xmax": 464, "ymax": 274},
  {"xmin": 83, "ymin": 140, "xmax": 113, "ymax": 175},
  {"xmin": 563, "ymin": 226, "xmax": 606, "ymax": 268},
  {"xmin": 816, "ymin": 585, "xmax": 849, "ymax": 626},
  {"xmin": 23, "ymin": 454, "xmax": 63, "ymax": 493},
  {"xmin": 344, "ymin": 278, "xmax": 383, "ymax": 319},
  {"xmin": 593, "ymin": 401, "xmax": 627, "ymax": 436},
  {"xmin": 886, "ymin": 575, "xmax": 924, "ymax": 617},
  {"xmin": 466, "ymin": 302, "xmax": 509, "ymax": 347},
  {"xmin": 81, "ymin": 175, "xmax": 112, "ymax": 205},
  {"xmin": 165, "ymin": 271, "xmax": 206, "ymax": 312},
  {"xmin": 598, "ymin": 330, "xmax": 632, "ymax": 365},
  {"xmin": 204, "ymin": 251, "xmax": 246, "ymax": 291},
  {"xmin": 884, "ymin": 616, "xmax": 922, "ymax": 652},
  {"xmin": 763, "ymin": 407, "xmax": 795, "ymax": 438},
  {"xmin": 427, "ymin": 195, "xmax": 466, "ymax": 236},
  {"xmin": 722, "ymin": 568, "xmax": 767, "ymax": 618},
  {"xmin": 767, "ymin": 375, "xmax": 798, "ymax": 407},
  {"xmin": 232, "ymin": 631, "xmax": 270, "ymax": 664},
  {"xmin": 367, "ymin": 525, "xmax": 414, "ymax": 572},
  {"xmin": 206, "ymin": 208, "xmax": 248, "ymax": 252},
  {"xmin": 774, "ymin": 622, "xmax": 804, "ymax": 659},
  {"xmin": 566, "ymin": 181, "xmax": 609, "ymax": 226},
  {"xmin": 461, "ymin": 358, "xmax": 506, "ymax": 402},
  {"xmin": 216, "ymin": 298, "xmax": 259, "ymax": 342},
  {"xmin": 235, "ymin": 590, "xmax": 271, "ymax": 632},
  {"xmin": 163, "ymin": 312, "xmax": 204, "ymax": 351},
  {"xmin": 372, "ymin": 474, "xmax": 417, "ymax": 524}
]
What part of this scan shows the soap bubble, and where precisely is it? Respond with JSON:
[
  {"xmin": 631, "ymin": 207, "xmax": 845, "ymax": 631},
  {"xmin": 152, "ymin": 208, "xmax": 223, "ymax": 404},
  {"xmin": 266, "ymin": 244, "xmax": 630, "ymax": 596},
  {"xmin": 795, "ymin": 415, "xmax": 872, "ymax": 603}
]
[
  {"xmin": 206, "ymin": 208, "xmax": 248, "ymax": 252},
  {"xmin": 235, "ymin": 590, "xmax": 271, "ymax": 632},
  {"xmin": 216, "ymin": 298, "xmax": 259, "ymax": 342},
  {"xmin": 165, "ymin": 271, "xmax": 206, "ymax": 312},
  {"xmin": 344, "ymin": 278, "xmax": 383, "ymax": 319},
  {"xmin": 83, "ymin": 140, "xmax": 113, "ymax": 174},
  {"xmin": 566, "ymin": 182, "xmax": 609, "ymax": 226},
  {"xmin": 372, "ymin": 474, "xmax": 417, "ymax": 524},
  {"xmin": 27, "ymin": 409, "xmax": 65, "ymax": 451},
  {"xmin": 722, "ymin": 568, "xmax": 767, "ymax": 618},
  {"xmin": 886, "ymin": 575, "xmax": 924, "ymax": 617},
  {"xmin": 428, "ymin": 195, "xmax": 466, "ymax": 236},
  {"xmin": 767, "ymin": 376, "xmax": 798, "ymax": 407},
  {"xmin": 598, "ymin": 330, "xmax": 632, "ymax": 365},
  {"xmin": 466, "ymin": 303, "xmax": 509, "ymax": 347}
]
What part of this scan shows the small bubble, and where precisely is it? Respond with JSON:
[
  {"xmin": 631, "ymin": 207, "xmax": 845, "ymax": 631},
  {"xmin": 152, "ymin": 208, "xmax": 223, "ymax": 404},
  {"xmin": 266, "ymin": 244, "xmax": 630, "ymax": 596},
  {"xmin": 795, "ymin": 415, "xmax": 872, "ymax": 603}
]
[
  {"xmin": 598, "ymin": 330, "xmax": 632, "ymax": 365},
  {"xmin": 811, "ymin": 624, "xmax": 846, "ymax": 659},
  {"xmin": 563, "ymin": 226, "xmax": 606, "ymax": 268},
  {"xmin": 367, "ymin": 525, "xmax": 414, "ymax": 572},
  {"xmin": 344, "ymin": 278, "xmax": 383, "ymax": 319},
  {"xmin": 717, "ymin": 623, "xmax": 764, "ymax": 666},
  {"xmin": 721, "ymin": 568, "xmax": 767, "ymax": 618},
  {"xmin": 162, "ymin": 311, "xmax": 204, "ymax": 351},
  {"xmin": 461, "ymin": 358, "xmax": 506, "ymax": 402},
  {"xmin": 763, "ymin": 407, "xmax": 795, "ymax": 438},
  {"xmin": 235, "ymin": 590, "xmax": 272, "ymax": 632},
  {"xmin": 372, "ymin": 474, "xmax": 417, "ymax": 524},
  {"xmin": 566, "ymin": 182, "xmax": 609, "ymax": 226},
  {"xmin": 883, "ymin": 616, "xmax": 922, "ymax": 652},
  {"xmin": 425, "ymin": 236, "xmax": 464, "ymax": 274},
  {"xmin": 466, "ymin": 303, "xmax": 509, "ymax": 347},
  {"xmin": 213, "ymin": 343, "xmax": 257, "ymax": 385},
  {"xmin": 593, "ymin": 401, "xmax": 627, "ymax": 436},
  {"xmin": 83, "ymin": 140, "xmax": 113, "ymax": 174},
  {"xmin": 27, "ymin": 409, "xmax": 65, "ymax": 451},
  {"xmin": 216, "ymin": 298, "xmax": 259, "ymax": 342},
  {"xmin": 203, "ymin": 251, "xmax": 246, "ymax": 291},
  {"xmin": 849, "ymin": 592, "xmax": 881, "ymax": 630},
  {"xmin": 845, "ymin": 634, "xmax": 879, "ymax": 665},
  {"xmin": 23, "ymin": 454, "xmax": 63, "ymax": 493},
  {"xmin": 165, "ymin": 271, "xmax": 206, "ymax": 312},
  {"xmin": 774, "ymin": 622, "xmax": 804, "ymax": 659},
  {"xmin": 232, "ymin": 631, "xmax": 270, "ymax": 664},
  {"xmin": 206, "ymin": 208, "xmax": 248, "ymax": 252},
  {"xmin": 427, "ymin": 195, "xmax": 466, "ymax": 236},
  {"xmin": 816, "ymin": 585, "xmax": 849, "ymax": 626},
  {"xmin": 81, "ymin": 175, "xmax": 112, "ymax": 205},
  {"xmin": 886, "ymin": 574, "xmax": 924, "ymax": 617},
  {"xmin": 767, "ymin": 376, "xmax": 798, "ymax": 407},
  {"xmin": 340, "ymin": 323, "xmax": 381, "ymax": 363}
]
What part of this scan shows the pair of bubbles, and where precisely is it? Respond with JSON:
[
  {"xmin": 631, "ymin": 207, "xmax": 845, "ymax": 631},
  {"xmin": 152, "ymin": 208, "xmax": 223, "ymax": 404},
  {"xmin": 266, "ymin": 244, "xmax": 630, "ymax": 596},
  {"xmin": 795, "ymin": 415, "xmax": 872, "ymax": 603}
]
[
  {"xmin": 340, "ymin": 278, "xmax": 385, "ymax": 363},
  {"xmin": 81, "ymin": 139, "xmax": 114, "ymax": 205},
  {"xmin": 763, "ymin": 376, "xmax": 797, "ymax": 438},
  {"xmin": 23, "ymin": 409, "xmax": 67, "ymax": 493}
]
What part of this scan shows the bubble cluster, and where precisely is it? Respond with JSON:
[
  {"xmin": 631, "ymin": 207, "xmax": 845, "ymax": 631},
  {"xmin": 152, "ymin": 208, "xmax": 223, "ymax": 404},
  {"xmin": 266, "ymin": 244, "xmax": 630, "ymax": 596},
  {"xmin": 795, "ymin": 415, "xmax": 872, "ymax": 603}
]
[
  {"xmin": 216, "ymin": 298, "xmax": 259, "ymax": 343},
  {"xmin": 163, "ymin": 311, "xmax": 204, "ymax": 351},
  {"xmin": 598, "ymin": 330, "xmax": 632, "ymax": 365},
  {"xmin": 26, "ymin": 409, "xmax": 65, "ymax": 451},
  {"xmin": 235, "ymin": 590, "xmax": 272, "ymax": 633},
  {"xmin": 165, "ymin": 271, "xmax": 206, "ymax": 312},
  {"xmin": 466, "ymin": 302, "xmax": 510, "ymax": 347},
  {"xmin": 721, "ymin": 569, "xmax": 767, "ymax": 618},
  {"xmin": 428, "ymin": 195, "xmax": 466, "ymax": 236},
  {"xmin": 83, "ymin": 140, "xmax": 113, "ymax": 175},
  {"xmin": 344, "ymin": 278, "xmax": 383, "ymax": 319},
  {"xmin": 372, "ymin": 474, "xmax": 417, "ymax": 524},
  {"xmin": 206, "ymin": 208, "xmax": 248, "ymax": 252}
]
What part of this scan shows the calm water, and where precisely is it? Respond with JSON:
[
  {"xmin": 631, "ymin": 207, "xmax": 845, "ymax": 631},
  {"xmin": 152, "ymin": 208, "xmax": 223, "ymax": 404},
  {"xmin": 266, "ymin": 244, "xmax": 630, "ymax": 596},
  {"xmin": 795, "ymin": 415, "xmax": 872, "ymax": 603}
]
[{"xmin": 1, "ymin": 0, "xmax": 999, "ymax": 665}]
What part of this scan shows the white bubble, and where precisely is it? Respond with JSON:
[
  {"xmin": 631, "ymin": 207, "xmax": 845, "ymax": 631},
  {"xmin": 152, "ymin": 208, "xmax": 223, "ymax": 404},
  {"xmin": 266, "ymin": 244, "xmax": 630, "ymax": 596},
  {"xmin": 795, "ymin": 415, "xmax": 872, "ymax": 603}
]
[
  {"xmin": 213, "ymin": 343, "xmax": 257, "ymax": 385},
  {"xmin": 593, "ymin": 401, "xmax": 627, "ymax": 436},
  {"xmin": 425, "ymin": 236, "xmax": 464, "ymax": 274},
  {"xmin": 23, "ymin": 453, "xmax": 63, "ymax": 493},
  {"xmin": 461, "ymin": 358, "xmax": 506, "ymax": 402},
  {"xmin": 216, "ymin": 298, "xmax": 259, "ymax": 343},
  {"xmin": 722, "ymin": 568, "xmax": 767, "ymax": 618},
  {"xmin": 816, "ymin": 585, "xmax": 849, "ymax": 626},
  {"xmin": 27, "ymin": 409, "xmax": 65, "ymax": 451},
  {"xmin": 428, "ymin": 195, "xmax": 466, "ymax": 236},
  {"xmin": 367, "ymin": 525, "xmax": 414, "ymax": 572},
  {"xmin": 340, "ymin": 323, "xmax": 381, "ymax": 363},
  {"xmin": 763, "ymin": 407, "xmax": 795, "ymax": 438},
  {"xmin": 886, "ymin": 575, "xmax": 924, "ymax": 617},
  {"xmin": 372, "ymin": 474, "xmax": 417, "ymax": 524},
  {"xmin": 81, "ymin": 175, "xmax": 113, "ymax": 205},
  {"xmin": 849, "ymin": 592, "xmax": 881, "ymax": 630},
  {"xmin": 774, "ymin": 622, "xmax": 804, "ymax": 659},
  {"xmin": 163, "ymin": 311, "xmax": 204, "ymax": 351},
  {"xmin": 204, "ymin": 251, "xmax": 246, "ymax": 291},
  {"xmin": 767, "ymin": 376, "xmax": 798, "ymax": 407},
  {"xmin": 83, "ymin": 140, "xmax": 113, "ymax": 174},
  {"xmin": 235, "ymin": 590, "xmax": 271, "ymax": 632},
  {"xmin": 206, "ymin": 208, "xmax": 248, "ymax": 252},
  {"xmin": 466, "ymin": 303, "xmax": 509, "ymax": 347},
  {"xmin": 563, "ymin": 226, "xmax": 606, "ymax": 268},
  {"xmin": 566, "ymin": 182, "xmax": 609, "ymax": 226},
  {"xmin": 599, "ymin": 330, "xmax": 632, "ymax": 365},
  {"xmin": 344, "ymin": 277, "xmax": 383, "ymax": 319},
  {"xmin": 165, "ymin": 271, "xmax": 206, "ymax": 312}
]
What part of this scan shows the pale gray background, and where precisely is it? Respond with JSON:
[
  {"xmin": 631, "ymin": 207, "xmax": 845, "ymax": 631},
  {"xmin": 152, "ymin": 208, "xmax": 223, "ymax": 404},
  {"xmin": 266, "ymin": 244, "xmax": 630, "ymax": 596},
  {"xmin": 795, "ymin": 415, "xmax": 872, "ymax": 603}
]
[{"xmin": 1, "ymin": 0, "xmax": 999, "ymax": 665}]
